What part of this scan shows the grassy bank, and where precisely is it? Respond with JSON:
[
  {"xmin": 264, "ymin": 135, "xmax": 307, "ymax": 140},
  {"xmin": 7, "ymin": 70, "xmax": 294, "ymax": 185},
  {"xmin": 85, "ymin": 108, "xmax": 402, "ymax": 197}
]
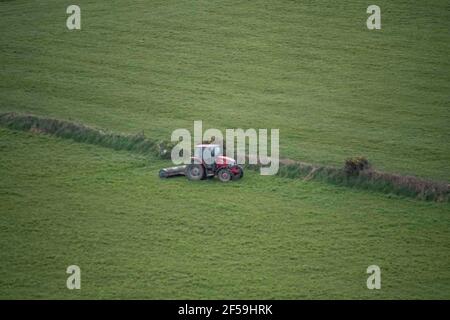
[{"xmin": 2, "ymin": 112, "xmax": 448, "ymax": 202}]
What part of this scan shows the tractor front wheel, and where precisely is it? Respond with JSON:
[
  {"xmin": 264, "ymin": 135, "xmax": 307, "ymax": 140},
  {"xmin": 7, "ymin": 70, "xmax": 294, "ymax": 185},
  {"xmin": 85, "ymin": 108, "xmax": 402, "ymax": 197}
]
[
  {"xmin": 217, "ymin": 168, "xmax": 232, "ymax": 182},
  {"xmin": 186, "ymin": 164, "xmax": 205, "ymax": 181},
  {"xmin": 232, "ymin": 166, "xmax": 244, "ymax": 180}
]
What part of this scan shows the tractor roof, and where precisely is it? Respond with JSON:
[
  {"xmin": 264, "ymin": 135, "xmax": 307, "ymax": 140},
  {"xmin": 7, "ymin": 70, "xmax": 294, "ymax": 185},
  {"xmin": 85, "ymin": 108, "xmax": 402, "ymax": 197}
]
[{"xmin": 196, "ymin": 144, "xmax": 219, "ymax": 148}]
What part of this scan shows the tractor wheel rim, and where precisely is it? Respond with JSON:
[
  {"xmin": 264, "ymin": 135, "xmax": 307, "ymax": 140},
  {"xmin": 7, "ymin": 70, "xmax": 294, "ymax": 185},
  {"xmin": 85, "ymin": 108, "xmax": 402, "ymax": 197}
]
[{"xmin": 191, "ymin": 167, "xmax": 200, "ymax": 176}]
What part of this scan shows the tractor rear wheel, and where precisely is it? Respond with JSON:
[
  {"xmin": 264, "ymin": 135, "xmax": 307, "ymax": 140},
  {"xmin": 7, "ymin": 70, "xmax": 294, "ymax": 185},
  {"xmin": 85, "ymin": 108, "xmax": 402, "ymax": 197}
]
[
  {"xmin": 186, "ymin": 164, "xmax": 205, "ymax": 181},
  {"xmin": 217, "ymin": 168, "xmax": 232, "ymax": 182}
]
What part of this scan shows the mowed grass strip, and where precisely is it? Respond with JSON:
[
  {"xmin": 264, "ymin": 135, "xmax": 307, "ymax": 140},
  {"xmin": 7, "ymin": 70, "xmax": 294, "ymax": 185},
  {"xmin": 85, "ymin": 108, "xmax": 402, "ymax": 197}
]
[
  {"xmin": 0, "ymin": 0, "xmax": 449, "ymax": 180},
  {"xmin": 0, "ymin": 129, "xmax": 449, "ymax": 299}
]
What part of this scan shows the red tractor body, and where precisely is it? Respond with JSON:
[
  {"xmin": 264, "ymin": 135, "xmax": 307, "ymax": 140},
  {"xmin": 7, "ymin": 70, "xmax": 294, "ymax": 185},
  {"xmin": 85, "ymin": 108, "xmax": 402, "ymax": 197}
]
[
  {"xmin": 186, "ymin": 144, "xmax": 243, "ymax": 182},
  {"xmin": 159, "ymin": 144, "xmax": 243, "ymax": 182}
]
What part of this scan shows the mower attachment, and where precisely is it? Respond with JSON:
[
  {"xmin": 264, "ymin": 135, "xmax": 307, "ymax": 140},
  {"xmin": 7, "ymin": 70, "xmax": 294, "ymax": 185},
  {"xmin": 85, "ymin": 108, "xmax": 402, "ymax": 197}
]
[{"xmin": 159, "ymin": 165, "xmax": 187, "ymax": 178}]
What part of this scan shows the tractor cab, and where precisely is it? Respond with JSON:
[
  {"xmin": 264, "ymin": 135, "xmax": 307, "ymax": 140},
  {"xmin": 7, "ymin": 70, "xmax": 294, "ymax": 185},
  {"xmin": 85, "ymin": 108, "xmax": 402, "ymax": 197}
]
[{"xmin": 194, "ymin": 144, "xmax": 222, "ymax": 166}]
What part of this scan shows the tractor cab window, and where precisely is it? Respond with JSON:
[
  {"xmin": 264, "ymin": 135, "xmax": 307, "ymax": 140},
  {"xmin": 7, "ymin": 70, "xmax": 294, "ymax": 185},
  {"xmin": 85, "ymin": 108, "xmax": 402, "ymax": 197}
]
[
  {"xmin": 194, "ymin": 147, "xmax": 202, "ymax": 159},
  {"xmin": 194, "ymin": 145, "xmax": 221, "ymax": 164},
  {"xmin": 203, "ymin": 147, "xmax": 214, "ymax": 165}
]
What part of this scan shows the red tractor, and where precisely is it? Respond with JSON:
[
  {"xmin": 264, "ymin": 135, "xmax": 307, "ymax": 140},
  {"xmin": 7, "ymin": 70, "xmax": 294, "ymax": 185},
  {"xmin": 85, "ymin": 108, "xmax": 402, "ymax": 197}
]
[
  {"xmin": 159, "ymin": 144, "xmax": 243, "ymax": 182},
  {"xmin": 186, "ymin": 144, "xmax": 243, "ymax": 182}
]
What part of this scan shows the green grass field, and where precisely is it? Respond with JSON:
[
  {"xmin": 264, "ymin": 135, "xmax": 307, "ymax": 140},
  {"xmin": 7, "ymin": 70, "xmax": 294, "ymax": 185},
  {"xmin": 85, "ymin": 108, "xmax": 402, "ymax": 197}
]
[
  {"xmin": 0, "ymin": 1, "xmax": 449, "ymax": 299},
  {"xmin": 1, "ymin": 128, "xmax": 449, "ymax": 299}
]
